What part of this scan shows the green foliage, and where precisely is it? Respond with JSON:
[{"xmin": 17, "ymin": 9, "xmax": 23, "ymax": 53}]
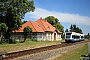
[
  {"xmin": 0, "ymin": 23, "xmax": 8, "ymax": 44},
  {"xmin": 1, "ymin": 39, "xmax": 10, "ymax": 43},
  {"xmin": 22, "ymin": 21, "xmax": 27, "ymax": 24},
  {"xmin": 0, "ymin": 0, "xmax": 35, "ymax": 43},
  {"xmin": 88, "ymin": 33, "xmax": 89, "ymax": 36},
  {"xmin": 84, "ymin": 33, "xmax": 90, "ymax": 39},
  {"xmin": 0, "ymin": 0, "xmax": 35, "ymax": 30},
  {"xmin": 45, "ymin": 16, "xmax": 59, "ymax": 26},
  {"xmin": 45, "ymin": 16, "xmax": 64, "ymax": 38},
  {"xmin": 65, "ymin": 28, "xmax": 69, "ymax": 32},
  {"xmin": 23, "ymin": 26, "xmax": 32, "ymax": 42},
  {"xmin": 69, "ymin": 24, "xmax": 83, "ymax": 34},
  {"xmin": 0, "ymin": 23, "xmax": 8, "ymax": 32},
  {"xmin": 24, "ymin": 26, "xmax": 32, "ymax": 35},
  {"xmin": 69, "ymin": 24, "xmax": 73, "ymax": 32}
]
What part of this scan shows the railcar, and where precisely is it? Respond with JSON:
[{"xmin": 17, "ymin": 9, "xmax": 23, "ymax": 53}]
[{"xmin": 65, "ymin": 32, "xmax": 84, "ymax": 43}]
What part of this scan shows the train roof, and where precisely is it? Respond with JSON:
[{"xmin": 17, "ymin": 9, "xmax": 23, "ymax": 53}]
[{"xmin": 65, "ymin": 32, "xmax": 84, "ymax": 36}]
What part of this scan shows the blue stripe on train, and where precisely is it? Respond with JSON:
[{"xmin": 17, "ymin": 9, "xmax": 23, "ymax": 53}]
[
  {"xmin": 66, "ymin": 38, "xmax": 84, "ymax": 43},
  {"xmin": 70, "ymin": 39, "xmax": 81, "ymax": 42},
  {"xmin": 70, "ymin": 39, "xmax": 75, "ymax": 43}
]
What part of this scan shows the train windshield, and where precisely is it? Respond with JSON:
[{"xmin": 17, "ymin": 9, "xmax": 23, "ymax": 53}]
[
  {"xmin": 66, "ymin": 35, "xmax": 71, "ymax": 38},
  {"xmin": 66, "ymin": 33, "xmax": 71, "ymax": 38}
]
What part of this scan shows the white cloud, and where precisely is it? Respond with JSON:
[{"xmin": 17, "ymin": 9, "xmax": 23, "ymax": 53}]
[{"xmin": 26, "ymin": 7, "xmax": 90, "ymax": 26}]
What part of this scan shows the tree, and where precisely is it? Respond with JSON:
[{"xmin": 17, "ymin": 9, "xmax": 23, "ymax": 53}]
[
  {"xmin": 0, "ymin": 23, "xmax": 8, "ymax": 43},
  {"xmin": 69, "ymin": 24, "xmax": 83, "ymax": 34},
  {"xmin": 65, "ymin": 28, "xmax": 69, "ymax": 32},
  {"xmin": 76, "ymin": 27, "xmax": 83, "ymax": 34},
  {"xmin": 22, "ymin": 21, "xmax": 27, "ymax": 24},
  {"xmin": 85, "ymin": 33, "xmax": 90, "ymax": 40},
  {"xmin": 73, "ymin": 24, "xmax": 77, "ymax": 32},
  {"xmin": 87, "ymin": 33, "xmax": 89, "ymax": 36},
  {"xmin": 45, "ymin": 16, "xmax": 64, "ymax": 38},
  {"xmin": 23, "ymin": 26, "xmax": 32, "ymax": 42},
  {"xmin": 69, "ymin": 24, "xmax": 73, "ymax": 32},
  {"xmin": 45, "ymin": 16, "xmax": 59, "ymax": 26},
  {"xmin": 0, "ymin": 23, "xmax": 8, "ymax": 32},
  {"xmin": 0, "ymin": 0, "xmax": 35, "ymax": 43}
]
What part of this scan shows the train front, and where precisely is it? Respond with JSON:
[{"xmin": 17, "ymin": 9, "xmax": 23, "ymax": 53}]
[{"xmin": 65, "ymin": 32, "xmax": 75, "ymax": 43}]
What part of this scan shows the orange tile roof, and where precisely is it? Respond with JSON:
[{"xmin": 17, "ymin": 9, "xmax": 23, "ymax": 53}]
[
  {"xmin": 36, "ymin": 18, "xmax": 56, "ymax": 32},
  {"xmin": 14, "ymin": 18, "xmax": 62, "ymax": 33},
  {"xmin": 30, "ymin": 21, "xmax": 44, "ymax": 32}
]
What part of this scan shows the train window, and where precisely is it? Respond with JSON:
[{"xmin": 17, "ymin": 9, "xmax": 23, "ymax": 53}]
[
  {"xmin": 81, "ymin": 36, "xmax": 83, "ymax": 38},
  {"xmin": 76, "ymin": 36, "xmax": 80, "ymax": 39},
  {"xmin": 66, "ymin": 33, "xmax": 71, "ymax": 35},
  {"xmin": 72, "ymin": 35, "xmax": 75, "ymax": 39},
  {"xmin": 72, "ymin": 35, "xmax": 80, "ymax": 39}
]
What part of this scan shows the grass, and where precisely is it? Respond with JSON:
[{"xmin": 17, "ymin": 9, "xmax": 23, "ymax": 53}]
[
  {"xmin": 53, "ymin": 44, "xmax": 88, "ymax": 60},
  {"xmin": 0, "ymin": 40, "xmax": 64, "ymax": 48},
  {"xmin": 0, "ymin": 39, "xmax": 65, "ymax": 53}
]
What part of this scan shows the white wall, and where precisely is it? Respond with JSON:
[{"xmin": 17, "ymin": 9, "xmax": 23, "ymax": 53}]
[{"xmin": 11, "ymin": 31, "xmax": 62, "ymax": 41}]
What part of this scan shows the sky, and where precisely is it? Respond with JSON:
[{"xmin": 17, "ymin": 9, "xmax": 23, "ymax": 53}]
[{"xmin": 23, "ymin": 0, "xmax": 90, "ymax": 35}]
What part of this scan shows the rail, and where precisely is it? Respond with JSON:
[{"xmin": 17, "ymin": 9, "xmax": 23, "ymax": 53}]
[{"xmin": 0, "ymin": 40, "xmax": 89, "ymax": 60}]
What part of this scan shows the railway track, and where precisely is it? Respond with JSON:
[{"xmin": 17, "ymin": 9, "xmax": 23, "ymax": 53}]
[{"xmin": 0, "ymin": 40, "xmax": 89, "ymax": 60}]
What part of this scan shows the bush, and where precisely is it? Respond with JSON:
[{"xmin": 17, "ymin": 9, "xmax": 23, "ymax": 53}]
[
  {"xmin": 19, "ymin": 40, "xmax": 24, "ymax": 43},
  {"xmin": 0, "ymin": 41, "xmax": 2, "ymax": 44},
  {"xmin": 9, "ymin": 39, "xmax": 16, "ymax": 44},
  {"xmin": 30, "ymin": 38, "xmax": 37, "ymax": 41},
  {"xmin": 0, "ymin": 39, "xmax": 17, "ymax": 44},
  {"xmin": 1, "ymin": 39, "xmax": 8, "ymax": 43}
]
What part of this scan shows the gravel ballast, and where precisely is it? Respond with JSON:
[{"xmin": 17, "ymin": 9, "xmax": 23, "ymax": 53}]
[{"xmin": 12, "ymin": 43, "xmax": 87, "ymax": 60}]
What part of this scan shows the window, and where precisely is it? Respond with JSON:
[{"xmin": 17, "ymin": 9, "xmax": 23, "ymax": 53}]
[
  {"xmin": 81, "ymin": 36, "xmax": 83, "ymax": 38},
  {"xmin": 72, "ymin": 35, "xmax": 80, "ymax": 39},
  {"xmin": 37, "ymin": 33, "xmax": 42, "ymax": 38},
  {"xmin": 48, "ymin": 33, "xmax": 50, "ymax": 40},
  {"xmin": 72, "ymin": 35, "xmax": 75, "ymax": 39},
  {"xmin": 32, "ymin": 33, "xmax": 37, "ymax": 38},
  {"xmin": 51, "ymin": 34, "xmax": 52, "ymax": 39},
  {"xmin": 66, "ymin": 33, "xmax": 71, "ymax": 35},
  {"xmin": 76, "ymin": 36, "xmax": 80, "ymax": 39},
  {"xmin": 66, "ymin": 35, "xmax": 71, "ymax": 38}
]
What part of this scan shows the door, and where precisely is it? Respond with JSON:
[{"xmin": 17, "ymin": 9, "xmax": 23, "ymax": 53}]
[{"xmin": 54, "ymin": 33, "xmax": 56, "ymax": 40}]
